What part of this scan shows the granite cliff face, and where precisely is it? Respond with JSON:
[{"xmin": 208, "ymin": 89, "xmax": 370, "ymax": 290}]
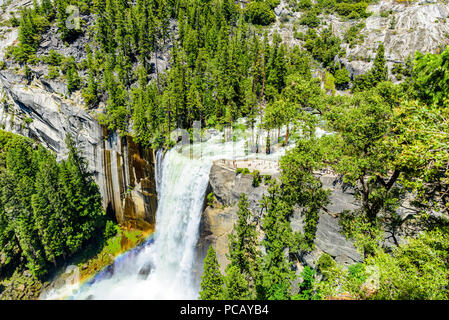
[
  {"xmin": 272, "ymin": 0, "xmax": 449, "ymax": 78},
  {"xmin": 196, "ymin": 162, "xmax": 363, "ymax": 274},
  {"xmin": 0, "ymin": 0, "xmax": 158, "ymax": 230},
  {"xmin": 0, "ymin": 68, "xmax": 157, "ymax": 230},
  {"xmin": 197, "ymin": 162, "xmax": 270, "ymax": 273}
]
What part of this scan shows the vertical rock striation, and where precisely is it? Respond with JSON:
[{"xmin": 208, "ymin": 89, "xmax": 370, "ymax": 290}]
[{"xmin": 0, "ymin": 70, "xmax": 157, "ymax": 231}]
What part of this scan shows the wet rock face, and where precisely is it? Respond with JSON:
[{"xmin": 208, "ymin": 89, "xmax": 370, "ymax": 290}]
[
  {"xmin": 138, "ymin": 262, "xmax": 154, "ymax": 279},
  {"xmin": 0, "ymin": 69, "xmax": 157, "ymax": 231},
  {"xmin": 103, "ymin": 134, "xmax": 157, "ymax": 230}
]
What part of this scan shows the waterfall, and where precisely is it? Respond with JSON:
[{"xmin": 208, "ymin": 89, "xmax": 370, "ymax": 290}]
[
  {"xmin": 44, "ymin": 126, "xmax": 298, "ymax": 300},
  {"xmin": 155, "ymin": 148, "xmax": 164, "ymax": 194}
]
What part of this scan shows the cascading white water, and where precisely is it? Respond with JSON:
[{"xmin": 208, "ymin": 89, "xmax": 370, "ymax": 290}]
[{"xmin": 44, "ymin": 124, "xmax": 316, "ymax": 300}]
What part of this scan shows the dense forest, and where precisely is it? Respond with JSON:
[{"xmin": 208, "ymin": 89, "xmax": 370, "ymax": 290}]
[
  {"xmin": 0, "ymin": 131, "xmax": 105, "ymax": 278},
  {"xmin": 1, "ymin": 0, "xmax": 448, "ymax": 300},
  {"xmin": 8, "ymin": 0, "xmax": 378, "ymax": 147}
]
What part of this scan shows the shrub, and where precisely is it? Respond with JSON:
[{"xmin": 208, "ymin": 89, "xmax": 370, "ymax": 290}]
[
  {"xmin": 207, "ymin": 192, "xmax": 215, "ymax": 206},
  {"xmin": 245, "ymin": 1, "xmax": 276, "ymax": 26},
  {"xmin": 344, "ymin": 22, "xmax": 366, "ymax": 47},
  {"xmin": 47, "ymin": 65, "xmax": 59, "ymax": 79},
  {"xmin": 335, "ymin": 2, "xmax": 370, "ymax": 19},
  {"xmin": 251, "ymin": 170, "xmax": 262, "ymax": 187},
  {"xmin": 263, "ymin": 174, "xmax": 272, "ymax": 183},
  {"xmin": 9, "ymin": 14, "xmax": 20, "ymax": 27},
  {"xmin": 41, "ymin": 50, "xmax": 64, "ymax": 66},
  {"xmin": 324, "ymin": 71, "xmax": 336, "ymax": 94},
  {"xmin": 334, "ymin": 67, "xmax": 350, "ymax": 88},
  {"xmin": 316, "ymin": 253, "xmax": 337, "ymax": 273},
  {"xmin": 297, "ymin": 0, "xmax": 313, "ymax": 10},
  {"xmin": 348, "ymin": 263, "xmax": 367, "ymax": 283},
  {"xmin": 236, "ymin": 167, "xmax": 251, "ymax": 175},
  {"xmin": 104, "ymin": 220, "xmax": 120, "ymax": 239},
  {"xmin": 299, "ymin": 9, "xmax": 320, "ymax": 28}
]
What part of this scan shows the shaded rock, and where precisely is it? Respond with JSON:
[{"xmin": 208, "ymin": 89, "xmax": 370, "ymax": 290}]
[
  {"xmin": 138, "ymin": 262, "xmax": 154, "ymax": 279},
  {"xmin": 319, "ymin": 174, "xmax": 360, "ymax": 214},
  {"xmin": 314, "ymin": 213, "xmax": 361, "ymax": 262},
  {"xmin": 292, "ymin": 211, "xmax": 362, "ymax": 268}
]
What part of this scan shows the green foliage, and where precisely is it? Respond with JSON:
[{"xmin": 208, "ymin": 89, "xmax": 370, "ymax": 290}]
[
  {"xmin": 316, "ymin": 253, "xmax": 336, "ymax": 274},
  {"xmin": 5, "ymin": 0, "xmax": 449, "ymax": 301},
  {"xmin": 297, "ymin": 0, "xmax": 313, "ymax": 10},
  {"xmin": 47, "ymin": 65, "xmax": 60, "ymax": 79},
  {"xmin": 368, "ymin": 227, "xmax": 449, "ymax": 299},
  {"xmin": 343, "ymin": 22, "xmax": 365, "ymax": 48},
  {"xmin": 245, "ymin": 1, "xmax": 276, "ymax": 26},
  {"xmin": 347, "ymin": 263, "xmax": 367, "ymax": 283},
  {"xmin": 303, "ymin": 26, "xmax": 342, "ymax": 68},
  {"xmin": 259, "ymin": 180, "xmax": 298, "ymax": 299},
  {"xmin": 223, "ymin": 264, "xmax": 251, "ymax": 299},
  {"xmin": 263, "ymin": 99, "xmax": 296, "ymax": 144},
  {"xmin": 7, "ymin": 0, "xmax": 314, "ymax": 145},
  {"xmin": 353, "ymin": 43, "xmax": 388, "ymax": 92},
  {"xmin": 227, "ymin": 194, "xmax": 260, "ymax": 292},
  {"xmin": 280, "ymin": 138, "xmax": 330, "ymax": 248},
  {"xmin": 251, "ymin": 170, "xmax": 262, "ymax": 187},
  {"xmin": 414, "ymin": 45, "xmax": 449, "ymax": 105},
  {"xmin": 199, "ymin": 246, "xmax": 224, "ymax": 300},
  {"xmin": 66, "ymin": 64, "xmax": 81, "ymax": 94},
  {"xmin": 324, "ymin": 71, "xmax": 336, "ymax": 95},
  {"xmin": 299, "ymin": 9, "xmax": 320, "ymax": 28},
  {"xmin": 236, "ymin": 167, "xmax": 251, "ymax": 175},
  {"xmin": 104, "ymin": 220, "xmax": 120, "ymax": 239},
  {"xmin": 317, "ymin": 227, "xmax": 449, "ymax": 300},
  {"xmin": 335, "ymin": 2, "xmax": 371, "ymax": 19},
  {"xmin": 55, "ymin": 0, "xmax": 83, "ymax": 42},
  {"xmin": 293, "ymin": 266, "xmax": 319, "ymax": 300},
  {"xmin": 41, "ymin": 50, "xmax": 64, "ymax": 66},
  {"xmin": 12, "ymin": 5, "xmax": 51, "ymax": 64},
  {"xmin": 315, "ymin": 0, "xmax": 336, "ymax": 13},
  {"xmin": 339, "ymin": 210, "xmax": 384, "ymax": 257},
  {"xmin": 207, "ymin": 192, "xmax": 215, "ymax": 207},
  {"xmin": 0, "ymin": 131, "xmax": 104, "ymax": 278},
  {"xmin": 334, "ymin": 66, "xmax": 350, "ymax": 89}
]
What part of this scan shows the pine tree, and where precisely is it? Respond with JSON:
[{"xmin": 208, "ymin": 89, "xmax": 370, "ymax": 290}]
[
  {"xmin": 66, "ymin": 64, "xmax": 81, "ymax": 94},
  {"xmin": 31, "ymin": 147, "xmax": 64, "ymax": 265},
  {"xmin": 223, "ymin": 265, "xmax": 251, "ymax": 300},
  {"xmin": 40, "ymin": 0, "xmax": 55, "ymax": 20},
  {"xmin": 199, "ymin": 246, "xmax": 224, "ymax": 300},
  {"xmin": 371, "ymin": 43, "xmax": 388, "ymax": 84},
  {"xmin": 227, "ymin": 194, "xmax": 260, "ymax": 280},
  {"xmin": 258, "ymin": 180, "xmax": 298, "ymax": 299}
]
